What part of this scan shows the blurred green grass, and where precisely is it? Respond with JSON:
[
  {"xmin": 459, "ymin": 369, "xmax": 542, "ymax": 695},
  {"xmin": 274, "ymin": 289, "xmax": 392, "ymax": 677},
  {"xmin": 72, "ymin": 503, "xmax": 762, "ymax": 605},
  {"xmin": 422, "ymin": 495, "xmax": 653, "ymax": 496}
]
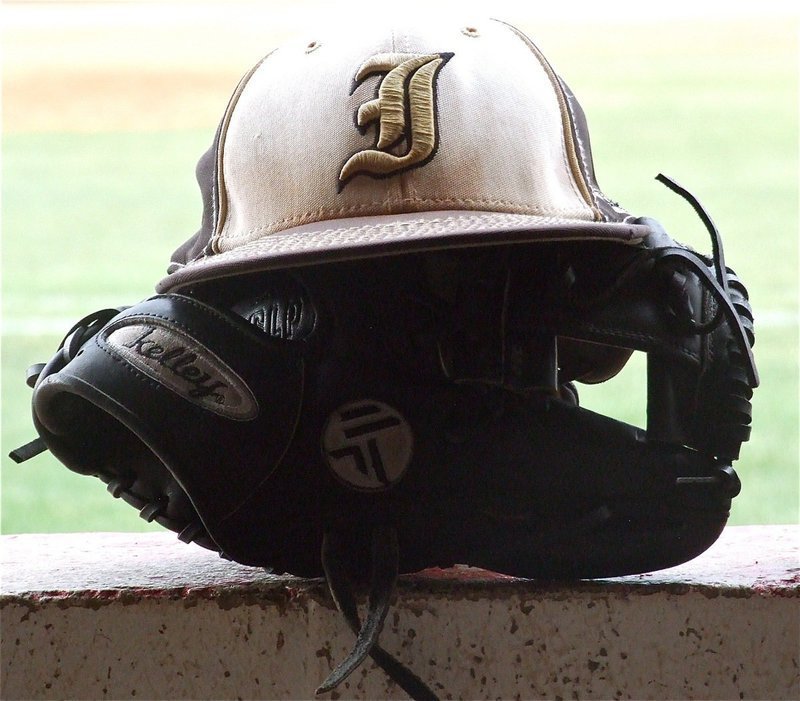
[
  {"xmin": 2, "ymin": 130, "xmax": 212, "ymax": 534},
  {"xmin": 2, "ymin": 20, "xmax": 798, "ymax": 532}
]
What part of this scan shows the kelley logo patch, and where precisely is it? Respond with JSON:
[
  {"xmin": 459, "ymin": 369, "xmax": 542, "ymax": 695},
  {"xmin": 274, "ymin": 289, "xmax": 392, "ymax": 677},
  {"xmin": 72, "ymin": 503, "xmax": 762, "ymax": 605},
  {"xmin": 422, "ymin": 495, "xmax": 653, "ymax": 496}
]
[
  {"xmin": 339, "ymin": 51, "xmax": 453, "ymax": 188},
  {"xmin": 104, "ymin": 319, "xmax": 258, "ymax": 421}
]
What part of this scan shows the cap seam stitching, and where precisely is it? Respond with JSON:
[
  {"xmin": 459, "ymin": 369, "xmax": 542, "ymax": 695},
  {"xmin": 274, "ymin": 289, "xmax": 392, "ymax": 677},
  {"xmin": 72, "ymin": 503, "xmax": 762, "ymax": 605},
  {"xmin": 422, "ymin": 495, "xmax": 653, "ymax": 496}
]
[
  {"xmin": 211, "ymin": 49, "xmax": 276, "ymax": 254},
  {"xmin": 216, "ymin": 213, "xmax": 639, "ymax": 247},
  {"xmin": 560, "ymin": 82, "xmax": 607, "ymax": 208},
  {"xmin": 221, "ymin": 200, "xmax": 599, "ymax": 240},
  {"xmin": 496, "ymin": 20, "xmax": 600, "ymax": 220},
  {"xmin": 167, "ymin": 215, "xmax": 644, "ymax": 281},
  {"xmin": 196, "ymin": 226, "xmax": 642, "ymax": 267}
]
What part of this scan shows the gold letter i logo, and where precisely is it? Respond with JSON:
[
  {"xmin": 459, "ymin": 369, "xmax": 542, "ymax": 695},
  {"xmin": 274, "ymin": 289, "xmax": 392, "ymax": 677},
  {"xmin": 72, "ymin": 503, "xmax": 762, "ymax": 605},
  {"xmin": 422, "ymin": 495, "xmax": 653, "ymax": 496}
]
[{"xmin": 339, "ymin": 52, "xmax": 453, "ymax": 189}]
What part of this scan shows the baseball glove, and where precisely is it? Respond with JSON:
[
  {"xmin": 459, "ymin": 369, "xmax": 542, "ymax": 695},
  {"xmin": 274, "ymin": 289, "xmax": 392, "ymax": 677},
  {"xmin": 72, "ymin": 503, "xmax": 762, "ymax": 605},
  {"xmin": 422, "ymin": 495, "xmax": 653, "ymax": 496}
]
[{"xmin": 11, "ymin": 177, "xmax": 757, "ymax": 699}]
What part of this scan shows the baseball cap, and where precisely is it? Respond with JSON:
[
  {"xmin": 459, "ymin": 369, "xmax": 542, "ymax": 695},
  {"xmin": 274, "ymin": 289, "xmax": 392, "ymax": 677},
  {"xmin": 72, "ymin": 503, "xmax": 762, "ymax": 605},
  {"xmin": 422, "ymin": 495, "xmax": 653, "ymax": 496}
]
[{"xmin": 158, "ymin": 18, "xmax": 650, "ymax": 293}]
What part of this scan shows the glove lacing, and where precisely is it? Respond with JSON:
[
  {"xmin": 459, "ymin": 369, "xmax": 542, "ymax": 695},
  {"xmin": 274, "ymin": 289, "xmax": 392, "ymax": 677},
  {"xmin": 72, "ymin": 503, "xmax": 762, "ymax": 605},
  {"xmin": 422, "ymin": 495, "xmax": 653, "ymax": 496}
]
[
  {"xmin": 318, "ymin": 526, "xmax": 439, "ymax": 700},
  {"xmin": 9, "ymin": 308, "xmax": 123, "ymax": 464}
]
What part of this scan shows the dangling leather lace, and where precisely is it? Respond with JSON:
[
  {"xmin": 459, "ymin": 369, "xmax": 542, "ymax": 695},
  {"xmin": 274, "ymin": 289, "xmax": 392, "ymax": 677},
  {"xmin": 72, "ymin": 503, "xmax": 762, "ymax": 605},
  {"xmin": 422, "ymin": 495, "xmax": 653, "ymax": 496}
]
[
  {"xmin": 654, "ymin": 173, "xmax": 758, "ymax": 388},
  {"xmin": 318, "ymin": 526, "xmax": 439, "ymax": 700}
]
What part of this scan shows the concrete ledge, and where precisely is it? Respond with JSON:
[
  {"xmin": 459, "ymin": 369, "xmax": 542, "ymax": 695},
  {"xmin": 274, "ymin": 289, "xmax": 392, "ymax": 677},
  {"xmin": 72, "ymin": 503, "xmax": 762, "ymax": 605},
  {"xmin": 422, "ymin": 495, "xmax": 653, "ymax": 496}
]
[{"xmin": 2, "ymin": 526, "xmax": 798, "ymax": 700}]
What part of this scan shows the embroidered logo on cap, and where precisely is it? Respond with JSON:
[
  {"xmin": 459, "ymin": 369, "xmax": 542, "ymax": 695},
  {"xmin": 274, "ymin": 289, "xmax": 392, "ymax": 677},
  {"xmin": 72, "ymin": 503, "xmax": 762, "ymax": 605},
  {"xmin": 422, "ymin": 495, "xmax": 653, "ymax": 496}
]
[{"xmin": 339, "ymin": 52, "xmax": 453, "ymax": 189}]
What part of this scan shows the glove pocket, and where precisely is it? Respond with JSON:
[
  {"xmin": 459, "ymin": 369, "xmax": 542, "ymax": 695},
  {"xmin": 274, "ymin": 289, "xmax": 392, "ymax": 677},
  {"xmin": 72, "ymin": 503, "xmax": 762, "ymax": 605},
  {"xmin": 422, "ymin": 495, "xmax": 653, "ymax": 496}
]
[{"xmin": 30, "ymin": 294, "xmax": 306, "ymax": 555}]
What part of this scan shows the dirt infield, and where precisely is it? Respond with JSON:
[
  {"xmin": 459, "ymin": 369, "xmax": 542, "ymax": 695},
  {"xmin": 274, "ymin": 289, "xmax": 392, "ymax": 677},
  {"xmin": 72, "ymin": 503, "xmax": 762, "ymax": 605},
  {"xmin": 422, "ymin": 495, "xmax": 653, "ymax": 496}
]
[
  {"xmin": 4, "ymin": 68, "xmax": 243, "ymax": 132},
  {"xmin": 2, "ymin": 1, "xmax": 296, "ymax": 132},
  {"xmin": 7, "ymin": 1, "xmax": 793, "ymax": 133}
]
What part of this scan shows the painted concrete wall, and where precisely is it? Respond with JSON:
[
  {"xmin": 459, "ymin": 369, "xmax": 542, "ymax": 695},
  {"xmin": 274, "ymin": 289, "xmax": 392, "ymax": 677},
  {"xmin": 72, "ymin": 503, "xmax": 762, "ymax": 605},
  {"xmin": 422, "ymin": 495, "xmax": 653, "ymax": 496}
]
[{"xmin": 2, "ymin": 526, "xmax": 798, "ymax": 699}]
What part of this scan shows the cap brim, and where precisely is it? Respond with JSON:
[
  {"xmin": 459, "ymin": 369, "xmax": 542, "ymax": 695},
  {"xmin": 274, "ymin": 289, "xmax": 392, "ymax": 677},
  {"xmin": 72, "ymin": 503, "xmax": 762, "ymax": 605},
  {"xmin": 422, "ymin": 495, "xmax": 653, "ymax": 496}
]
[{"xmin": 157, "ymin": 209, "xmax": 650, "ymax": 292}]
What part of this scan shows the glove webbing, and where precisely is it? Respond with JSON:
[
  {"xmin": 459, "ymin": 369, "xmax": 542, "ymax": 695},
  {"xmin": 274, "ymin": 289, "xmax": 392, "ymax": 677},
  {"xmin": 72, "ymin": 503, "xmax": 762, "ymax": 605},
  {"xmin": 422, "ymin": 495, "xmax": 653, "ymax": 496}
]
[{"xmin": 655, "ymin": 173, "xmax": 757, "ymax": 387}]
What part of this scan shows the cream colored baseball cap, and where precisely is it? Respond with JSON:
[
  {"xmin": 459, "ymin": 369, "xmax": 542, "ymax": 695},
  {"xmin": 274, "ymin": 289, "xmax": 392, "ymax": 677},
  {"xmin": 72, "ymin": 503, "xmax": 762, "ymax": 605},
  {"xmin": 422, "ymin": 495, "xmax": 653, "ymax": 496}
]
[{"xmin": 158, "ymin": 18, "xmax": 650, "ymax": 292}]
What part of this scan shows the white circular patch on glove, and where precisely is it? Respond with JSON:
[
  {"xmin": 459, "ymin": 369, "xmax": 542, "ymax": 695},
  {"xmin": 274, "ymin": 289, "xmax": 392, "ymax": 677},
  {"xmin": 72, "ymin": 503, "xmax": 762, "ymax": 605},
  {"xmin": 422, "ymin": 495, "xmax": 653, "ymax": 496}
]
[{"xmin": 322, "ymin": 400, "xmax": 413, "ymax": 491}]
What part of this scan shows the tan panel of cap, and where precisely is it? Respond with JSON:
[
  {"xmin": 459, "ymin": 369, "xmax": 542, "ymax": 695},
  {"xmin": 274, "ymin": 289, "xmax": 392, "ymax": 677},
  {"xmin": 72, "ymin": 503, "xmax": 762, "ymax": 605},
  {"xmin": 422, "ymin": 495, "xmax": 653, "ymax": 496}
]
[{"xmin": 211, "ymin": 20, "xmax": 597, "ymax": 255}]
